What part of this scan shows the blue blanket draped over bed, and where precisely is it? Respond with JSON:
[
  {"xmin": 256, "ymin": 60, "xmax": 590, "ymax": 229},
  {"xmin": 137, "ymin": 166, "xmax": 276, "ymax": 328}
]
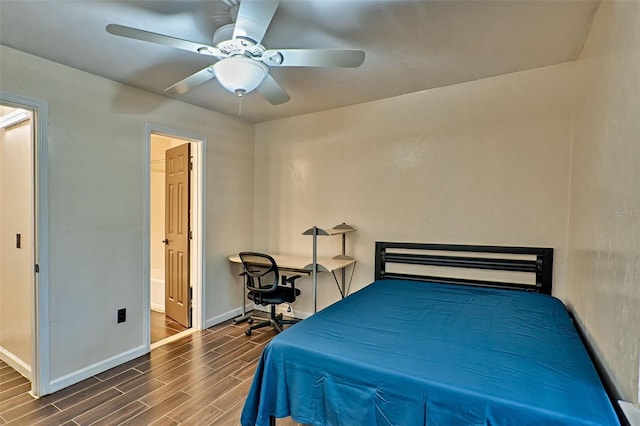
[{"xmin": 241, "ymin": 279, "xmax": 619, "ymax": 426}]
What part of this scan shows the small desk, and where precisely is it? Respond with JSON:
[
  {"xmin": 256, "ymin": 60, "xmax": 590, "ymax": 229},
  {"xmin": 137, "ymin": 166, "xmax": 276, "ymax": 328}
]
[{"xmin": 228, "ymin": 254, "xmax": 356, "ymax": 315}]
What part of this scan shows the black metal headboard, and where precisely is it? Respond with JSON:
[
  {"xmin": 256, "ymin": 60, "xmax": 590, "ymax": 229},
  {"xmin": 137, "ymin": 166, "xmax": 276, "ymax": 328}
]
[{"xmin": 375, "ymin": 242, "xmax": 554, "ymax": 295}]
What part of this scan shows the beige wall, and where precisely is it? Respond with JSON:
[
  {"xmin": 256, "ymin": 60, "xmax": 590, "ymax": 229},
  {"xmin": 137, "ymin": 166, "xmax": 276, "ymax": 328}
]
[
  {"xmin": 567, "ymin": 0, "xmax": 640, "ymax": 403},
  {"xmin": 0, "ymin": 45, "xmax": 254, "ymax": 389},
  {"xmin": 149, "ymin": 135, "xmax": 172, "ymax": 312},
  {"xmin": 149, "ymin": 135, "xmax": 173, "ymax": 274},
  {"xmin": 0, "ymin": 110, "xmax": 34, "ymax": 375},
  {"xmin": 255, "ymin": 63, "xmax": 574, "ymax": 315}
]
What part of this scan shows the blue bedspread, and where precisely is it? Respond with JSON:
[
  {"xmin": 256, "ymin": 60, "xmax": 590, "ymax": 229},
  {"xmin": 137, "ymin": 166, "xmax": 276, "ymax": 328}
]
[{"xmin": 241, "ymin": 279, "xmax": 619, "ymax": 426}]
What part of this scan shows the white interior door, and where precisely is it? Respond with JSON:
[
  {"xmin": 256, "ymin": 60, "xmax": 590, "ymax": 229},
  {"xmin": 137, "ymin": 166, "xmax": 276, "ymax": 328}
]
[{"xmin": 164, "ymin": 143, "xmax": 191, "ymax": 327}]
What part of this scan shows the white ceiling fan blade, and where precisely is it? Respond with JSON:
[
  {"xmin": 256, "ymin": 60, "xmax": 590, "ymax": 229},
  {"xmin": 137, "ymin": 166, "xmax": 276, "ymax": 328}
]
[
  {"xmin": 257, "ymin": 73, "xmax": 290, "ymax": 105},
  {"xmin": 263, "ymin": 49, "xmax": 365, "ymax": 68},
  {"xmin": 165, "ymin": 66, "xmax": 216, "ymax": 95},
  {"xmin": 106, "ymin": 24, "xmax": 222, "ymax": 57},
  {"xmin": 232, "ymin": 0, "xmax": 279, "ymax": 44}
]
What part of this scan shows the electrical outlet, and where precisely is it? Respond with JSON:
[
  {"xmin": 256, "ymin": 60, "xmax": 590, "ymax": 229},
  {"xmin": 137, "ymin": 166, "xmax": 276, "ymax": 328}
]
[{"xmin": 117, "ymin": 308, "xmax": 126, "ymax": 323}]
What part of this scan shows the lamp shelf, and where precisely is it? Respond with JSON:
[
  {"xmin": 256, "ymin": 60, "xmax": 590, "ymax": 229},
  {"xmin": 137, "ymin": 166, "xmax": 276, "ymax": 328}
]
[
  {"xmin": 303, "ymin": 223, "xmax": 356, "ymax": 313},
  {"xmin": 302, "ymin": 223, "xmax": 356, "ymax": 237}
]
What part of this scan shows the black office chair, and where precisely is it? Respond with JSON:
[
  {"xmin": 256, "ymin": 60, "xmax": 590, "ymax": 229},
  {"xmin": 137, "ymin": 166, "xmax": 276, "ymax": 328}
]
[{"xmin": 239, "ymin": 252, "xmax": 302, "ymax": 336}]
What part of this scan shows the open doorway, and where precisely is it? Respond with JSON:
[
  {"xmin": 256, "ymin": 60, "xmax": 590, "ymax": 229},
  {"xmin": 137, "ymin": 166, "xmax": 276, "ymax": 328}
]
[
  {"xmin": 145, "ymin": 125, "xmax": 206, "ymax": 348},
  {"xmin": 0, "ymin": 92, "xmax": 49, "ymax": 397},
  {"xmin": 0, "ymin": 106, "xmax": 34, "ymax": 386}
]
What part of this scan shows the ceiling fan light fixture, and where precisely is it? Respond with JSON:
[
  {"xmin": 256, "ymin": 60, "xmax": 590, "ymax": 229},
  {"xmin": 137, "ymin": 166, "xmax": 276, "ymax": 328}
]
[
  {"xmin": 214, "ymin": 56, "xmax": 268, "ymax": 95},
  {"xmin": 0, "ymin": 109, "xmax": 29, "ymax": 129}
]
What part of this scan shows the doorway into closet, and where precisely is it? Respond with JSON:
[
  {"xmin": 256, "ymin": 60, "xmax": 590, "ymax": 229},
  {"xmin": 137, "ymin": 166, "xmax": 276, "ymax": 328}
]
[
  {"xmin": 147, "ymin": 127, "xmax": 205, "ymax": 348},
  {"xmin": 0, "ymin": 93, "xmax": 49, "ymax": 397},
  {"xmin": 0, "ymin": 105, "xmax": 34, "ymax": 390}
]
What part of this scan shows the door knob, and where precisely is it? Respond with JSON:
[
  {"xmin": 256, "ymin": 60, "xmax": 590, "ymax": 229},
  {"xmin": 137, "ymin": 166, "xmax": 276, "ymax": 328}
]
[{"xmin": 162, "ymin": 239, "xmax": 169, "ymax": 245}]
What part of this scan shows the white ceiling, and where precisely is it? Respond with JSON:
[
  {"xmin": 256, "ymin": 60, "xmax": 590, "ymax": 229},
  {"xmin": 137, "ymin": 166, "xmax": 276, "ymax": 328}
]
[{"xmin": 0, "ymin": 0, "xmax": 600, "ymax": 123}]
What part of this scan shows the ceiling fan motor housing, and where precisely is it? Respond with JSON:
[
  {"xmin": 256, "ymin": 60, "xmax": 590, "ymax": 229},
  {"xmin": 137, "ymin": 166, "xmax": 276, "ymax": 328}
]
[{"xmin": 213, "ymin": 23, "xmax": 265, "ymax": 57}]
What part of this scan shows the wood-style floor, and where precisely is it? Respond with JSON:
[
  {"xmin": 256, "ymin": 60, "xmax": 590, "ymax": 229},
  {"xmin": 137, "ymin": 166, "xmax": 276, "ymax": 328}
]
[
  {"xmin": 0, "ymin": 313, "xmax": 305, "ymax": 425},
  {"xmin": 151, "ymin": 310, "xmax": 188, "ymax": 344}
]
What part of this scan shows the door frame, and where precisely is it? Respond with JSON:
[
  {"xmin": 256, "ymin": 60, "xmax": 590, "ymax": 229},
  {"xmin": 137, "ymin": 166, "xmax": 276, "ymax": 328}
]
[
  {"xmin": 143, "ymin": 123, "xmax": 206, "ymax": 348},
  {"xmin": 0, "ymin": 91, "xmax": 50, "ymax": 397}
]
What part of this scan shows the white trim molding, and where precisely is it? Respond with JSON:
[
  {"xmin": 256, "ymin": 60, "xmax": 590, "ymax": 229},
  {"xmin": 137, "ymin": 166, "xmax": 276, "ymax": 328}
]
[
  {"xmin": 0, "ymin": 345, "xmax": 32, "ymax": 380},
  {"xmin": 48, "ymin": 345, "xmax": 147, "ymax": 394},
  {"xmin": 618, "ymin": 401, "xmax": 640, "ymax": 426}
]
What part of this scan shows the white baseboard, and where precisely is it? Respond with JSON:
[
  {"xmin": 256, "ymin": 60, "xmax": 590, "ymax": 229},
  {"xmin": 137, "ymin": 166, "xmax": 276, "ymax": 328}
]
[
  {"xmin": 204, "ymin": 303, "xmax": 312, "ymax": 330},
  {"xmin": 254, "ymin": 304, "xmax": 312, "ymax": 320},
  {"xmin": 48, "ymin": 345, "xmax": 147, "ymax": 394},
  {"xmin": 619, "ymin": 401, "xmax": 640, "ymax": 426},
  {"xmin": 0, "ymin": 345, "xmax": 31, "ymax": 380},
  {"xmin": 150, "ymin": 304, "xmax": 164, "ymax": 313},
  {"xmin": 204, "ymin": 303, "xmax": 254, "ymax": 329}
]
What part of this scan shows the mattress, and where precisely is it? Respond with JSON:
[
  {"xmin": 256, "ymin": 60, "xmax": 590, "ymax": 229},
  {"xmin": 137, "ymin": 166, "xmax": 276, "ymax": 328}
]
[{"xmin": 241, "ymin": 279, "xmax": 619, "ymax": 426}]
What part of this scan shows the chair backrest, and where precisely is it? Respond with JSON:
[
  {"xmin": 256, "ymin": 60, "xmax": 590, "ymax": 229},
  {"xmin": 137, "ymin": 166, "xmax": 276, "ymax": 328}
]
[{"xmin": 238, "ymin": 252, "xmax": 280, "ymax": 297}]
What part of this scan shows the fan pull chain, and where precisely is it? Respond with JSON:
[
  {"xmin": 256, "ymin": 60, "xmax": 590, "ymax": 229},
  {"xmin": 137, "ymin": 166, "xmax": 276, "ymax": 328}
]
[{"xmin": 236, "ymin": 89, "xmax": 244, "ymax": 117}]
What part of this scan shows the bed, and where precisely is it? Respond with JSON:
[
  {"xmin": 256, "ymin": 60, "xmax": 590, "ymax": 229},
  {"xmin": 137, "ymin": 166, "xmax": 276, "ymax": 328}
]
[{"xmin": 241, "ymin": 242, "xmax": 620, "ymax": 426}]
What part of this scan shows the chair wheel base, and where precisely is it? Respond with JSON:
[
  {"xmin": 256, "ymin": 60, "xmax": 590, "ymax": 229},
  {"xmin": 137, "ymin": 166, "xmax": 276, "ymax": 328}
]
[
  {"xmin": 247, "ymin": 318, "xmax": 253, "ymax": 324},
  {"xmin": 245, "ymin": 329, "xmax": 252, "ymax": 336}
]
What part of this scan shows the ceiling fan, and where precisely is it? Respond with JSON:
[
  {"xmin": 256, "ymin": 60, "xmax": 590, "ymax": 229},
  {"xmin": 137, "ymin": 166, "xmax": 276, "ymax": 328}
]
[{"xmin": 106, "ymin": 0, "xmax": 365, "ymax": 105}]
